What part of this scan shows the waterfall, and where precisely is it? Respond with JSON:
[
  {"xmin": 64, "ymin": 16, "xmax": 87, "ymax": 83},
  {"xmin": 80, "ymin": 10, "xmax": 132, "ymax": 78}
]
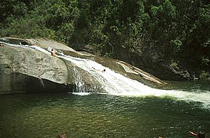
[
  {"xmin": 55, "ymin": 50, "xmax": 210, "ymax": 108},
  {"xmin": 1, "ymin": 40, "xmax": 210, "ymax": 108},
  {"xmin": 60, "ymin": 55, "xmax": 210, "ymax": 105}
]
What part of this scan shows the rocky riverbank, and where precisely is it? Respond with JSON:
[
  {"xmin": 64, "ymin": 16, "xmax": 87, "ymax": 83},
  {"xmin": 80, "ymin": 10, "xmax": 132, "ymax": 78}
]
[{"xmin": 0, "ymin": 37, "xmax": 165, "ymax": 94}]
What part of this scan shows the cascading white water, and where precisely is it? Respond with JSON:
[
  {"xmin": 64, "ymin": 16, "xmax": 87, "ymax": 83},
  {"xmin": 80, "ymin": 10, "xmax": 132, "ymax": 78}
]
[
  {"xmin": 1, "ymin": 41, "xmax": 210, "ymax": 108},
  {"xmin": 59, "ymin": 55, "xmax": 210, "ymax": 107}
]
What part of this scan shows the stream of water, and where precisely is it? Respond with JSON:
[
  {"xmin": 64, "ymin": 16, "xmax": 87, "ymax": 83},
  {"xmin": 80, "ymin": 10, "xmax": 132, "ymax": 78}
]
[
  {"xmin": 27, "ymin": 44, "xmax": 210, "ymax": 109},
  {"xmin": 0, "ymin": 40, "xmax": 210, "ymax": 138}
]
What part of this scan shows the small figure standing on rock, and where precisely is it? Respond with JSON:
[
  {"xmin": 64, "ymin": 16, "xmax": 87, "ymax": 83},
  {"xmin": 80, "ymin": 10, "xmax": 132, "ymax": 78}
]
[{"xmin": 51, "ymin": 49, "xmax": 56, "ymax": 57}]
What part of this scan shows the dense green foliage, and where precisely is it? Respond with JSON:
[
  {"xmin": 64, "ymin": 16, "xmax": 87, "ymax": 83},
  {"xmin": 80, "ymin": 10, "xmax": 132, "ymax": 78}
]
[{"xmin": 1, "ymin": 0, "xmax": 209, "ymax": 76}]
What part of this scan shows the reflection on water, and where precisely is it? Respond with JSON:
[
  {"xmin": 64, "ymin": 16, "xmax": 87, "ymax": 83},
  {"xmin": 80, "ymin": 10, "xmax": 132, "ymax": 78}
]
[{"xmin": 0, "ymin": 93, "xmax": 210, "ymax": 138}]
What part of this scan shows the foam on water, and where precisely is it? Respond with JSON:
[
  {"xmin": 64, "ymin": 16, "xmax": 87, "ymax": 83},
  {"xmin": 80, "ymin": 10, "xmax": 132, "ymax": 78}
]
[
  {"xmin": 30, "ymin": 45, "xmax": 51, "ymax": 55},
  {"xmin": 72, "ymin": 92, "xmax": 91, "ymax": 96},
  {"xmin": 59, "ymin": 54, "xmax": 210, "ymax": 108},
  {"xmin": 0, "ymin": 41, "xmax": 29, "ymax": 48}
]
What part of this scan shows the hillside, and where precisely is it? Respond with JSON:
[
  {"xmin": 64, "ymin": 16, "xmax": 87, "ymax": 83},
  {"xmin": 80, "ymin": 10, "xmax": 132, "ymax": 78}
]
[{"xmin": 1, "ymin": 0, "xmax": 209, "ymax": 80}]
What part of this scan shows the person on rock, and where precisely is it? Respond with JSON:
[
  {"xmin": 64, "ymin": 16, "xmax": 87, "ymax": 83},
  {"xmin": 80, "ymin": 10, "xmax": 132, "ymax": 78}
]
[
  {"xmin": 92, "ymin": 67, "xmax": 106, "ymax": 72},
  {"xmin": 51, "ymin": 49, "xmax": 56, "ymax": 57}
]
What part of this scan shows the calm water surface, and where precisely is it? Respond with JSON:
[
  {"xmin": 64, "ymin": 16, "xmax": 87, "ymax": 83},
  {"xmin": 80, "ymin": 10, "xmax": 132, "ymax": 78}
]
[
  {"xmin": 1, "ymin": 37, "xmax": 210, "ymax": 138},
  {"xmin": 0, "ymin": 91, "xmax": 210, "ymax": 138}
]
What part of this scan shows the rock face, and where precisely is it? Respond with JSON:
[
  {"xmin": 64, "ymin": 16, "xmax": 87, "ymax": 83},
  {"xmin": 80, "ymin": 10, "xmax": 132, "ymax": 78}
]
[
  {"xmin": 112, "ymin": 42, "xmax": 195, "ymax": 81},
  {"xmin": 0, "ymin": 37, "xmax": 165, "ymax": 94},
  {"xmin": 0, "ymin": 45, "xmax": 70, "ymax": 94}
]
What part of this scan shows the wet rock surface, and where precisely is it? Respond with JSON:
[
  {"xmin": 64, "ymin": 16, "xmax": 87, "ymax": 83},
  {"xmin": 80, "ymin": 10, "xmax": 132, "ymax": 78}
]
[{"xmin": 0, "ymin": 37, "xmax": 166, "ymax": 94}]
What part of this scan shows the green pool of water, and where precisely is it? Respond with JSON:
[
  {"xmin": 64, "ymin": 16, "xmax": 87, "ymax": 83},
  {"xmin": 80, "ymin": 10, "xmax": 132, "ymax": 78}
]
[{"xmin": 0, "ymin": 91, "xmax": 210, "ymax": 138}]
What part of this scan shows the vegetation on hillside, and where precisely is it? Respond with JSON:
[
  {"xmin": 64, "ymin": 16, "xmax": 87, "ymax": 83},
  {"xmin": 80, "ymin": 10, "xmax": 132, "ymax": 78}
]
[{"xmin": 0, "ymin": 0, "xmax": 209, "ymax": 78}]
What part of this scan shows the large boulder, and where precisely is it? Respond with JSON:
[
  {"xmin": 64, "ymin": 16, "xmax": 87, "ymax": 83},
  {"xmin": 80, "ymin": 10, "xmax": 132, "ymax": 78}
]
[
  {"xmin": 0, "ymin": 38, "xmax": 106, "ymax": 94},
  {"xmin": 0, "ymin": 45, "xmax": 70, "ymax": 94}
]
